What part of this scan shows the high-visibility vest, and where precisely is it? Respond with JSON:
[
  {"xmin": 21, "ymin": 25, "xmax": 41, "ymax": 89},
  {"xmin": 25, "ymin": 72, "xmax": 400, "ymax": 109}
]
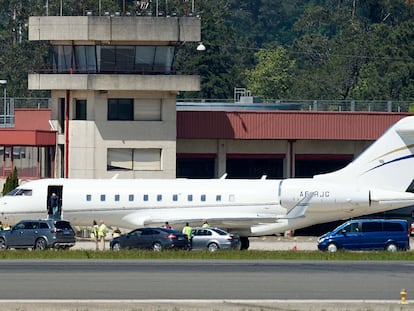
[
  {"xmin": 183, "ymin": 226, "xmax": 192, "ymax": 238},
  {"xmin": 98, "ymin": 224, "xmax": 107, "ymax": 237}
]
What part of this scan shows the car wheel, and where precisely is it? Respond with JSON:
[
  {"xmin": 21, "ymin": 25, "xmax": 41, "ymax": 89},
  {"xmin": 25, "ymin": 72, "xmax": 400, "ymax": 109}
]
[
  {"xmin": 0, "ymin": 237, "xmax": 6, "ymax": 250},
  {"xmin": 153, "ymin": 242, "xmax": 162, "ymax": 252},
  {"xmin": 34, "ymin": 238, "xmax": 47, "ymax": 250},
  {"xmin": 112, "ymin": 242, "xmax": 121, "ymax": 251},
  {"xmin": 327, "ymin": 243, "xmax": 338, "ymax": 252},
  {"xmin": 207, "ymin": 242, "xmax": 219, "ymax": 252},
  {"xmin": 385, "ymin": 243, "xmax": 398, "ymax": 252}
]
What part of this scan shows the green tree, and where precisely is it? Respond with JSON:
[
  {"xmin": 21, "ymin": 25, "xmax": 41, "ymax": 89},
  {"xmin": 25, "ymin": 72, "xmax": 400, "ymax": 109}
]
[
  {"xmin": 2, "ymin": 167, "xmax": 19, "ymax": 196},
  {"xmin": 175, "ymin": 0, "xmax": 238, "ymax": 99},
  {"xmin": 244, "ymin": 46, "xmax": 294, "ymax": 100}
]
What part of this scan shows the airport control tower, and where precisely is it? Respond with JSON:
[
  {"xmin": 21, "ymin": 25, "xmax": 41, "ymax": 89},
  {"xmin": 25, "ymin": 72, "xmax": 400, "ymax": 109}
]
[{"xmin": 28, "ymin": 14, "xmax": 200, "ymax": 179}]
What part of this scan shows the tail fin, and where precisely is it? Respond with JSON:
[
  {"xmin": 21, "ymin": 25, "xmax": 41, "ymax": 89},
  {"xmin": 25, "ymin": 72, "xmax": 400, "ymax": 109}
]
[{"xmin": 315, "ymin": 116, "xmax": 414, "ymax": 192}]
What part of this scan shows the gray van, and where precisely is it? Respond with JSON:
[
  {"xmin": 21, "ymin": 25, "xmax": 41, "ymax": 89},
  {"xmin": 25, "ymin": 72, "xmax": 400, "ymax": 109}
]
[{"xmin": 317, "ymin": 219, "xmax": 410, "ymax": 252}]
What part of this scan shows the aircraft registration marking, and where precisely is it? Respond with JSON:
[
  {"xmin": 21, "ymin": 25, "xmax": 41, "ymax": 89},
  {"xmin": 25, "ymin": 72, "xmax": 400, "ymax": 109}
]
[{"xmin": 300, "ymin": 191, "xmax": 330, "ymax": 198}]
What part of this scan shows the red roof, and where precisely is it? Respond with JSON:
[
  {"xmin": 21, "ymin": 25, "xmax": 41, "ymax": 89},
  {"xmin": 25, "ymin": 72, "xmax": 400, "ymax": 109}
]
[
  {"xmin": 0, "ymin": 109, "xmax": 56, "ymax": 146},
  {"xmin": 177, "ymin": 111, "xmax": 413, "ymax": 140}
]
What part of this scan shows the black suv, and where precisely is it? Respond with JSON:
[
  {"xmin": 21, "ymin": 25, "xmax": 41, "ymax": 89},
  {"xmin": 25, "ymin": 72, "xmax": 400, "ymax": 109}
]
[{"xmin": 0, "ymin": 219, "xmax": 76, "ymax": 250}]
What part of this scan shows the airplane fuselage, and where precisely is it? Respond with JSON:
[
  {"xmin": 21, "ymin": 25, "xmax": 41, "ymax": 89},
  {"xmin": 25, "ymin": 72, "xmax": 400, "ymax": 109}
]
[{"xmin": 0, "ymin": 177, "xmax": 409, "ymax": 237}]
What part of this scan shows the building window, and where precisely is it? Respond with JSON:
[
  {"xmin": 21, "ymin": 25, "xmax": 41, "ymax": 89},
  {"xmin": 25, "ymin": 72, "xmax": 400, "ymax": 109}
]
[
  {"xmin": 75, "ymin": 99, "xmax": 87, "ymax": 120},
  {"xmin": 114, "ymin": 194, "xmax": 120, "ymax": 201},
  {"xmin": 52, "ymin": 46, "xmax": 73, "ymax": 73},
  {"xmin": 157, "ymin": 194, "xmax": 162, "ymax": 201},
  {"xmin": 172, "ymin": 194, "xmax": 178, "ymax": 201},
  {"xmin": 107, "ymin": 148, "xmax": 161, "ymax": 171},
  {"xmin": 108, "ymin": 99, "xmax": 133, "ymax": 121},
  {"xmin": 49, "ymin": 45, "xmax": 176, "ymax": 74},
  {"xmin": 216, "ymin": 195, "xmax": 222, "ymax": 202},
  {"xmin": 107, "ymin": 149, "xmax": 133, "ymax": 170},
  {"xmin": 74, "ymin": 46, "xmax": 97, "ymax": 73},
  {"xmin": 100, "ymin": 194, "xmax": 106, "ymax": 201},
  {"xmin": 133, "ymin": 149, "xmax": 161, "ymax": 170},
  {"xmin": 201, "ymin": 194, "xmax": 206, "ymax": 202},
  {"xmin": 188, "ymin": 194, "xmax": 193, "ymax": 202},
  {"xmin": 86, "ymin": 194, "xmax": 91, "ymax": 201},
  {"xmin": 134, "ymin": 99, "xmax": 162, "ymax": 121},
  {"xmin": 143, "ymin": 194, "xmax": 149, "ymax": 201},
  {"xmin": 129, "ymin": 194, "xmax": 134, "ymax": 201}
]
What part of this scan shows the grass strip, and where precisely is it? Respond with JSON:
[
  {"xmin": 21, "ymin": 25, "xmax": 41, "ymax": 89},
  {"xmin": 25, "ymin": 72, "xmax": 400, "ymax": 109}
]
[{"xmin": 0, "ymin": 249, "xmax": 414, "ymax": 260}]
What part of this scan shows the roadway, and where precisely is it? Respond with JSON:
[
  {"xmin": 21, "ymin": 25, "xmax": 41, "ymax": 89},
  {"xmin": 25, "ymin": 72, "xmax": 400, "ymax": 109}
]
[
  {"xmin": 0, "ymin": 235, "xmax": 414, "ymax": 311},
  {"xmin": 0, "ymin": 260, "xmax": 412, "ymax": 310}
]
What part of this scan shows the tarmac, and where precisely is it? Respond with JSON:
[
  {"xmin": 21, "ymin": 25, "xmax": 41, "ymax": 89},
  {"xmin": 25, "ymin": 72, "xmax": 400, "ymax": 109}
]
[
  {"xmin": 72, "ymin": 235, "xmax": 319, "ymax": 251},
  {"xmin": 73, "ymin": 235, "xmax": 414, "ymax": 251}
]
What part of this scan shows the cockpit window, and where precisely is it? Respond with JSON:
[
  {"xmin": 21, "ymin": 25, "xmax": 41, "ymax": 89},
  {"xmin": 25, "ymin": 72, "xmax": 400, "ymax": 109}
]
[{"xmin": 6, "ymin": 189, "xmax": 32, "ymax": 196}]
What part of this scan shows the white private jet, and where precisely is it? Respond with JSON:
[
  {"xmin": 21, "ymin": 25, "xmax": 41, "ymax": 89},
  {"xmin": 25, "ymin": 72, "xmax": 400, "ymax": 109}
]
[{"xmin": 1, "ymin": 116, "xmax": 414, "ymax": 249}]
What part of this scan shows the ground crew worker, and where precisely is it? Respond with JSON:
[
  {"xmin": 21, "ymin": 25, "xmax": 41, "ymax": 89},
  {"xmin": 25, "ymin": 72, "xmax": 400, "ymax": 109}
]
[
  {"xmin": 202, "ymin": 219, "xmax": 210, "ymax": 228},
  {"xmin": 182, "ymin": 222, "xmax": 193, "ymax": 249},
  {"xmin": 98, "ymin": 220, "xmax": 107, "ymax": 251},
  {"xmin": 92, "ymin": 220, "xmax": 99, "ymax": 250}
]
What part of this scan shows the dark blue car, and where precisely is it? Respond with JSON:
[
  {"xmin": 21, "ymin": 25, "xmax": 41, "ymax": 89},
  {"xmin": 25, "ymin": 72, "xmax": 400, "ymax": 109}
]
[
  {"xmin": 110, "ymin": 227, "xmax": 189, "ymax": 251},
  {"xmin": 318, "ymin": 219, "xmax": 410, "ymax": 252}
]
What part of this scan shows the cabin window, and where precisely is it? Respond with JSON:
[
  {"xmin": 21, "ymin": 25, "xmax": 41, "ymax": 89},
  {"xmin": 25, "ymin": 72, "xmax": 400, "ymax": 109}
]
[
  {"xmin": 201, "ymin": 194, "xmax": 206, "ymax": 202},
  {"xmin": 114, "ymin": 194, "xmax": 120, "ymax": 201},
  {"xmin": 100, "ymin": 194, "xmax": 106, "ymax": 201},
  {"xmin": 143, "ymin": 194, "xmax": 149, "ymax": 201},
  {"xmin": 129, "ymin": 194, "xmax": 134, "ymax": 201},
  {"xmin": 172, "ymin": 194, "xmax": 178, "ymax": 201},
  {"xmin": 188, "ymin": 194, "xmax": 193, "ymax": 202},
  {"xmin": 86, "ymin": 194, "xmax": 92, "ymax": 201},
  {"xmin": 216, "ymin": 195, "xmax": 222, "ymax": 202}
]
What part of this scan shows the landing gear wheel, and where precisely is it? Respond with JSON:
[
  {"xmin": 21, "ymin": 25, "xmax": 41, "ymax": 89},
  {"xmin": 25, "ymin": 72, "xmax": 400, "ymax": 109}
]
[{"xmin": 240, "ymin": 237, "xmax": 250, "ymax": 250}]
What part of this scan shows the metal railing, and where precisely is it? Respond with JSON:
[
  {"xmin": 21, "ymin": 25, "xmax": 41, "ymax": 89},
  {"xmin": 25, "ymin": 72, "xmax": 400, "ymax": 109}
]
[
  {"xmin": 176, "ymin": 99, "xmax": 414, "ymax": 113},
  {"xmin": 0, "ymin": 97, "xmax": 412, "ymax": 128},
  {"xmin": 0, "ymin": 98, "xmax": 50, "ymax": 128}
]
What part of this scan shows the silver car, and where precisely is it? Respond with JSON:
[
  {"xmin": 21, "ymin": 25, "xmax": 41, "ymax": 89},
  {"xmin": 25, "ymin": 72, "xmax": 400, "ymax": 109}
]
[{"xmin": 190, "ymin": 227, "xmax": 240, "ymax": 252}]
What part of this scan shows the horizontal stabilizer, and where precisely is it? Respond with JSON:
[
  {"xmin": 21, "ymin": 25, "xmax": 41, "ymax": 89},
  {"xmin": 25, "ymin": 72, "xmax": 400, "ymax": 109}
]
[{"xmin": 370, "ymin": 189, "xmax": 414, "ymax": 205}]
